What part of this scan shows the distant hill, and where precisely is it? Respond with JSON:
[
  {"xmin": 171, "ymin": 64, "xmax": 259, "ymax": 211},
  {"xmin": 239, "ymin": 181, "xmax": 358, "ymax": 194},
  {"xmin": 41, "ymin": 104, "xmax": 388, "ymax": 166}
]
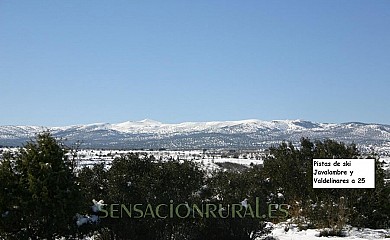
[{"xmin": 1, "ymin": 119, "xmax": 390, "ymax": 150}]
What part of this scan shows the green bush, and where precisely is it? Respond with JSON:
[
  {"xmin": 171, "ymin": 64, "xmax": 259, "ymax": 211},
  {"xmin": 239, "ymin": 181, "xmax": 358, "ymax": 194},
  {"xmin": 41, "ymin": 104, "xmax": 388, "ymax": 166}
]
[{"xmin": 0, "ymin": 133, "xmax": 82, "ymax": 239}]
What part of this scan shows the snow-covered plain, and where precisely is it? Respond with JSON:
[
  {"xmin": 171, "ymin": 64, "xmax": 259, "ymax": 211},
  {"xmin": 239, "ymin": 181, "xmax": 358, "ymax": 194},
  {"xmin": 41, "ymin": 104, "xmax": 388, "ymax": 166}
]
[
  {"xmin": 262, "ymin": 221, "xmax": 390, "ymax": 240},
  {"xmin": 1, "ymin": 148, "xmax": 389, "ymax": 173},
  {"xmin": 65, "ymin": 149, "xmax": 265, "ymax": 174},
  {"xmin": 79, "ymin": 222, "xmax": 390, "ymax": 240},
  {"xmin": 64, "ymin": 149, "xmax": 390, "ymax": 174}
]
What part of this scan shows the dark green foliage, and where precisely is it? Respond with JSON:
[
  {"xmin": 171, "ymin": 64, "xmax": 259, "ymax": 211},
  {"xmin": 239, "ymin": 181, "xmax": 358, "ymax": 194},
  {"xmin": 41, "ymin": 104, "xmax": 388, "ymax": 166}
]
[
  {"xmin": 348, "ymin": 157, "xmax": 390, "ymax": 229},
  {"xmin": 262, "ymin": 141, "xmax": 310, "ymax": 202},
  {"xmin": 214, "ymin": 162, "xmax": 249, "ymax": 172},
  {"xmin": 318, "ymin": 228, "xmax": 347, "ymax": 237},
  {"xmin": 78, "ymin": 154, "xmax": 271, "ymax": 240},
  {"xmin": 84, "ymin": 154, "xmax": 206, "ymax": 240},
  {"xmin": 0, "ymin": 133, "xmax": 82, "ymax": 239},
  {"xmin": 263, "ymin": 138, "xmax": 390, "ymax": 230},
  {"xmin": 197, "ymin": 167, "xmax": 271, "ymax": 240},
  {"xmin": 76, "ymin": 163, "xmax": 110, "ymax": 237},
  {"xmin": 78, "ymin": 163, "xmax": 109, "ymax": 206}
]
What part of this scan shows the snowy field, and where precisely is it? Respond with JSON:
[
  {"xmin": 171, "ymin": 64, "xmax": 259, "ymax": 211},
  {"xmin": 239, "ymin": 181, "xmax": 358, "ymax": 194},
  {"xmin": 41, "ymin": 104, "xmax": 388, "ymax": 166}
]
[
  {"xmin": 70, "ymin": 149, "xmax": 390, "ymax": 175},
  {"xmin": 1, "ymin": 148, "xmax": 389, "ymax": 173},
  {"xmin": 79, "ymin": 222, "xmax": 390, "ymax": 240},
  {"xmin": 262, "ymin": 222, "xmax": 390, "ymax": 240},
  {"xmin": 63, "ymin": 149, "xmax": 265, "ymax": 171}
]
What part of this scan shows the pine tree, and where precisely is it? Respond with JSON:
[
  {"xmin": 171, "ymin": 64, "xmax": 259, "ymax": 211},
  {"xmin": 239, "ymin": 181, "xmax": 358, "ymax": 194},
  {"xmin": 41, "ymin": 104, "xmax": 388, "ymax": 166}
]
[{"xmin": 0, "ymin": 132, "xmax": 82, "ymax": 239}]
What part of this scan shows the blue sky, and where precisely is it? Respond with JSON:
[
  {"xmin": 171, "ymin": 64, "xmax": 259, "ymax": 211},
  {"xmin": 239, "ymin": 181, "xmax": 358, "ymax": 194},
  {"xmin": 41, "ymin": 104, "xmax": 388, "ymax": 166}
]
[{"xmin": 1, "ymin": 1, "xmax": 389, "ymax": 126}]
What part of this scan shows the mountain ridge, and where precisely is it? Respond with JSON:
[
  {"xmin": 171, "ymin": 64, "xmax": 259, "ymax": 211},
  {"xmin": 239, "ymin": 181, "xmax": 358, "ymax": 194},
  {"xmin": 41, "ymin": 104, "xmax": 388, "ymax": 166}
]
[{"xmin": 0, "ymin": 119, "xmax": 389, "ymax": 150}]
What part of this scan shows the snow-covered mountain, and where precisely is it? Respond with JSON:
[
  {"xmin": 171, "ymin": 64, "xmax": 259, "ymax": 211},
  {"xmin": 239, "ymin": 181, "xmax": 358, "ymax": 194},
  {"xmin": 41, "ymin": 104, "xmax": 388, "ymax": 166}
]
[{"xmin": 0, "ymin": 119, "xmax": 390, "ymax": 150}]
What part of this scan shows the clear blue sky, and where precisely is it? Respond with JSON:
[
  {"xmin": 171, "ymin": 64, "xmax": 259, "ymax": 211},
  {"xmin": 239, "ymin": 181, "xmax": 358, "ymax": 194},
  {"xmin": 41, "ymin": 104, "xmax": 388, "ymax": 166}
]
[{"xmin": 1, "ymin": 1, "xmax": 389, "ymax": 126}]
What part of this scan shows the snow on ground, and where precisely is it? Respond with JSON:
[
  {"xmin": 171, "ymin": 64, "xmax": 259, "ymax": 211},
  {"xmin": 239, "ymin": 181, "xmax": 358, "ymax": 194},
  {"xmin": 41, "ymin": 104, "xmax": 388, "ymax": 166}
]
[
  {"xmin": 68, "ymin": 149, "xmax": 389, "ymax": 176},
  {"xmin": 63, "ymin": 149, "xmax": 265, "ymax": 171},
  {"xmin": 260, "ymin": 222, "xmax": 390, "ymax": 240},
  {"xmin": 1, "ymin": 148, "xmax": 388, "ymax": 174},
  {"xmin": 77, "ymin": 221, "xmax": 389, "ymax": 240},
  {"xmin": 381, "ymin": 157, "xmax": 390, "ymax": 170}
]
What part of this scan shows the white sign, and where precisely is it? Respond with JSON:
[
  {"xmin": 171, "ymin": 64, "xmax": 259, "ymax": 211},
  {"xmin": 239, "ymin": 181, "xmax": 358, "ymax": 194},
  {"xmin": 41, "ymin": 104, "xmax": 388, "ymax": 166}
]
[{"xmin": 313, "ymin": 159, "xmax": 375, "ymax": 188}]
